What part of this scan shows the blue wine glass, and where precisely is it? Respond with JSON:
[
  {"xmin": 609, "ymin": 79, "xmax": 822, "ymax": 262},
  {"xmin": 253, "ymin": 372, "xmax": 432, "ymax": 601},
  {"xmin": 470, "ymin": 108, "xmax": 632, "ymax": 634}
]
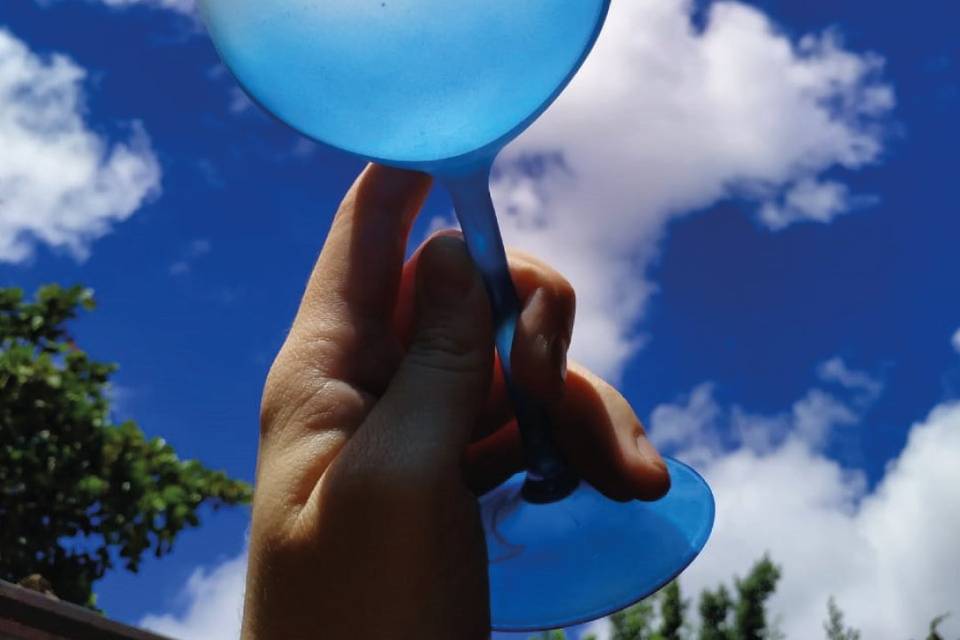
[{"xmin": 199, "ymin": 0, "xmax": 714, "ymax": 631}]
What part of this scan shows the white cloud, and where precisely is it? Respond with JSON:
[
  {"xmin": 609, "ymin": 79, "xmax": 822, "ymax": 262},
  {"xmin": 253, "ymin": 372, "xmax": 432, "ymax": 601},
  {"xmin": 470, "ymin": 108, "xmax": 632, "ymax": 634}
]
[
  {"xmin": 140, "ymin": 551, "xmax": 246, "ymax": 640},
  {"xmin": 641, "ymin": 380, "xmax": 960, "ymax": 640},
  {"xmin": 651, "ymin": 360, "xmax": 878, "ymax": 458},
  {"xmin": 952, "ymin": 328, "xmax": 960, "ymax": 355},
  {"xmin": 759, "ymin": 178, "xmax": 878, "ymax": 231},
  {"xmin": 728, "ymin": 387, "xmax": 859, "ymax": 454},
  {"xmin": 790, "ymin": 388, "xmax": 859, "ymax": 449},
  {"xmin": 0, "ymin": 29, "xmax": 161, "ymax": 263},
  {"xmin": 649, "ymin": 383, "xmax": 724, "ymax": 464},
  {"xmin": 476, "ymin": 0, "xmax": 894, "ymax": 380},
  {"xmin": 817, "ymin": 356, "xmax": 884, "ymax": 406}
]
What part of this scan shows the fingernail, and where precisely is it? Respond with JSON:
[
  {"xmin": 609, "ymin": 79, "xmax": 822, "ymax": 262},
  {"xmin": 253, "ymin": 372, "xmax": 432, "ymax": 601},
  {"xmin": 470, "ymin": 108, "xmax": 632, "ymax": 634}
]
[
  {"xmin": 420, "ymin": 236, "xmax": 476, "ymax": 305},
  {"xmin": 550, "ymin": 334, "xmax": 569, "ymax": 383}
]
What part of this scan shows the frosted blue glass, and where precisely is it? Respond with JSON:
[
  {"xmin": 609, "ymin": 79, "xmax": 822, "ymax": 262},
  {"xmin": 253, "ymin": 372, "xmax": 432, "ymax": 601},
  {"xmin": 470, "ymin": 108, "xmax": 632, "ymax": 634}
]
[
  {"xmin": 200, "ymin": 0, "xmax": 715, "ymax": 631},
  {"xmin": 200, "ymin": 0, "xmax": 607, "ymax": 171},
  {"xmin": 481, "ymin": 458, "xmax": 715, "ymax": 631}
]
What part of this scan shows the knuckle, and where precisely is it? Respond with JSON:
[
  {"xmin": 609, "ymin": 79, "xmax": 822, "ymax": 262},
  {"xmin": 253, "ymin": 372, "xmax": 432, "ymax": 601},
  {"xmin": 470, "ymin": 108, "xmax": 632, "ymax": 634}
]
[
  {"xmin": 407, "ymin": 324, "xmax": 486, "ymax": 375},
  {"xmin": 259, "ymin": 343, "xmax": 375, "ymax": 438},
  {"xmin": 509, "ymin": 250, "xmax": 577, "ymax": 315}
]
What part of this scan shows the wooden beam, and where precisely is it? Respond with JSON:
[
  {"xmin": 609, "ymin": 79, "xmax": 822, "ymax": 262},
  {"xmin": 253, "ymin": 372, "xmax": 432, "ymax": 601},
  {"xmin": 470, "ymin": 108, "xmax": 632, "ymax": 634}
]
[{"xmin": 0, "ymin": 581, "xmax": 174, "ymax": 640}]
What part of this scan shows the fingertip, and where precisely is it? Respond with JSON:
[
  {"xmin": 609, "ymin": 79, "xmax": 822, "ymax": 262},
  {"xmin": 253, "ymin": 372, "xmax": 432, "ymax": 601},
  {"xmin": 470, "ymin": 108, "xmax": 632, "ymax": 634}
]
[
  {"xmin": 359, "ymin": 164, "xmax": 433, "ymax": 210},
  {"xmin": 595, "ymin": 434, "xmax": 671, "ymax": 503},
  {"xmin": 551, "ymin": 366, "xmax": 673, "ymax": 503},
  {"xmin": 628, "ymin": 432, "xmax": 670, "ymax": 499},
  {"xmin": 288, "ymin": 165, "xmax": 432, "ymax": 399},
  {"xmin": 606, "ymin": 422, "xmax": 671, "ymax": 502}
]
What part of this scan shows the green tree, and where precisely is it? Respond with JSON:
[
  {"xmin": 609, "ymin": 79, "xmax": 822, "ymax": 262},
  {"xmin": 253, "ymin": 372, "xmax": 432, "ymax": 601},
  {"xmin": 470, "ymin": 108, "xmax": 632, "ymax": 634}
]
[
  {"xmin": 658, "ymin": 581, "xmax": 688, "ymax": 640},
  {"xmin": 733, "ymin": 555, "xmax": 781, "ymax": 640},
  {"xmin": 611, "ymin": 599, "xmax": 656, "ymax": 640},
  {"xmin": 699, "ymin": 585, "xmax": 734, "ymax": 640},
  {"xmin": 535, "ymin": 557, "xmax": 789, "ymax": 640},
  {"xmin": 925, "ymin": 614, "xmax": 950, "ymax": 640},
  {"xmin": 824, "ymin": 597, "xmax": 860, "ymax": 640},
  {"xmin": 0, "ymin": 285, "xmax": 252, "ymax": 607}
]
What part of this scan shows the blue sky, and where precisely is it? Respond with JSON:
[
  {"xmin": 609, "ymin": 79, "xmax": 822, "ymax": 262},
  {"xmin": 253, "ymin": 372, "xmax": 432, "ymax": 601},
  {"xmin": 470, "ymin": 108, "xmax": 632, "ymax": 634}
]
[{"xmin": 1, "ymin": 0, "xmax": 958, "ymax": 638}]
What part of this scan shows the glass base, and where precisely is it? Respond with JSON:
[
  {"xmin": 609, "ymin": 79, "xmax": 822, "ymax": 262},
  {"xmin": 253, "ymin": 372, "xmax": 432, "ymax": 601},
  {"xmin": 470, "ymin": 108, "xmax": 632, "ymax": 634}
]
[{"xmin": 480, "ymin": 457, "xmax": 714, "ymax": 632}]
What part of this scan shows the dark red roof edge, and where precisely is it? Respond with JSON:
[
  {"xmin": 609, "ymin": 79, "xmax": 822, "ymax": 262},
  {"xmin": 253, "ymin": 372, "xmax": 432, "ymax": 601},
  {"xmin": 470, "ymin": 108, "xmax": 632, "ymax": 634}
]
[{"xmin": 0, "ymin": 580, "xmax": 174, "ymax": 640}]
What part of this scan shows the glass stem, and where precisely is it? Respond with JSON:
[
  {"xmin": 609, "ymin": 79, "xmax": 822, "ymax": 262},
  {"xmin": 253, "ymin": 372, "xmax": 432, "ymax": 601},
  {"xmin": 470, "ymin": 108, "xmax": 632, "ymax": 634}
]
[{"xmin": 441, "ymin": 162, "xmax": 579, "ymax": 504}]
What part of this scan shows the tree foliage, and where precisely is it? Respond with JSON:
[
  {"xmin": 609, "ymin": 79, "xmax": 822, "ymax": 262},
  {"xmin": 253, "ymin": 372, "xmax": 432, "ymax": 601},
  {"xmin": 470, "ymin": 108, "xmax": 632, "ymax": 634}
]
[
  {"xmin": 824, "ymin": 597, "xmax": 860, "ymax": 640},
  {"xmin": 658, "ymin": 581, "xmax": 688, "ymax": 640},
  {"xmin": 0, "ymin": 285, "xmax": 252, "ymax": 607},
  {"xmin": 699, "ymin": 585, "xmax": 734, "ymax": 640},
  {"xmin": 733, "ymin": 555, "xmax": 781, "ymax": 640},
  {"xmin": 925, "ymin": 614, "xmax": 950, "ymax": 640},
  {"xmin": 610, "ymin": 598, "xmax": 655, "ymax": 640},
  {"xmin": 536, "ymin": 555, "xmax": 948, "ymax": 640}
]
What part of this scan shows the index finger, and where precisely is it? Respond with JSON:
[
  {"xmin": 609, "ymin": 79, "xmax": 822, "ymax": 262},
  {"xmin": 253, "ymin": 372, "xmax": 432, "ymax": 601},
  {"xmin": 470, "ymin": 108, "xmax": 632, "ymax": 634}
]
[{"xmin": 289, "ymin": 164, "xmax": 432, "ymax": 393}]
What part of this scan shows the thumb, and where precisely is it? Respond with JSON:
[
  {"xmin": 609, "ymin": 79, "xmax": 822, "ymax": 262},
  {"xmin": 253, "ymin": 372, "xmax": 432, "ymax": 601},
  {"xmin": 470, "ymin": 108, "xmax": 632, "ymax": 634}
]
[{"xmin": 361, "ymin": 235, "xmax": 493, "ymax": 470}]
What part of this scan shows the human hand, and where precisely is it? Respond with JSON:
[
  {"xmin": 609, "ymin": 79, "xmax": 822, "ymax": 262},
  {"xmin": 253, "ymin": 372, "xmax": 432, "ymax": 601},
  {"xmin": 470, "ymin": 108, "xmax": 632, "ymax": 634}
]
[{"xmin": 242, "ymin": 164, "xmax": 670, "ymax": 639}]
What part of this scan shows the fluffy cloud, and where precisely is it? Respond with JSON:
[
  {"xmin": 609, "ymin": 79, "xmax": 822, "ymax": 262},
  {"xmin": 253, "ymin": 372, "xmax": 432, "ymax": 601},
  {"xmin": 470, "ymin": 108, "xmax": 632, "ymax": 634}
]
[
  {"xmin": 952, "ymin": 328, "xmax": 960, "ymax": 354},
  {"xmin": 651, "ymin": 358, "xmax": 876, "ymax": 458},
  {"xmin": 483, "ymin": 0, "xmax": 893, "ymax": 380},
  {"xmin": 140, "ymin": 552, "xmax": 246, "ymax": 640},
  {"xmin": 817, "ymin": 356, "xmax": 884, "ymax": 401},
  {"xmin": 0, "ymin": 29, "xmax": 161, "ymax": 263},
  {"xmin": 759, "ymin": 178, "xmax": 877, "ymax": 231},
  {"xmin": 644, "ymin": 372, "xmax": 960, "ymax": 640},
  {"xmin": 650, "ymin": 383, "xmax": 723, "ymax": 449}
]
